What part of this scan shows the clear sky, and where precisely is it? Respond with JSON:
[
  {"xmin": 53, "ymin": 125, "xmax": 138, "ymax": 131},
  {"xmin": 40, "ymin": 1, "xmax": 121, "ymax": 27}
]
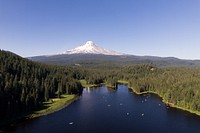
[{"xmin": 0, "ymin": 0, "xmax": 200, "ymax": 59}]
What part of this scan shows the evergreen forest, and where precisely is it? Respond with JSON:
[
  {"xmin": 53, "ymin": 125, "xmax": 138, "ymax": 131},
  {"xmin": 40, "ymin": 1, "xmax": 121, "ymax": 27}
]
[
  {"xmin": 0, "ymin": 50, "xmax": 83, "ymax": 125},
  {"xmin": 1, "ymin": 50, "xmax": 200, "ymax": 127}
]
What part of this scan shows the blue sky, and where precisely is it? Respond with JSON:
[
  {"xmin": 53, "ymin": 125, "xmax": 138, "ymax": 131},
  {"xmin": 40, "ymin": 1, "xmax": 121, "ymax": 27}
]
[{"xmin": 0, "ymin": 0, "xmax": 200, "ymax": 59}]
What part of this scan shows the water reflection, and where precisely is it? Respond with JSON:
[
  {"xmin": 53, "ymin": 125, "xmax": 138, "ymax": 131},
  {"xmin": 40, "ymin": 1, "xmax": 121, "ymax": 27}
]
[
  {"xmin": 11, "ymin": 85, "xmax": 200, "ymax": 133},
  {"xmin": 106, "ymin": 87, "xmax": 115, "ymax": 92},
  {"xmin": 84, "ymin": 87, "xmax": 91, "ymax": 93}
]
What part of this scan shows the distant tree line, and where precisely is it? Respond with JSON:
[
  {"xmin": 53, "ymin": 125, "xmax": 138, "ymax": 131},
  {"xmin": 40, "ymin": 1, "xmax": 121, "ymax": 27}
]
[
  {"xmin": 82, "ymin": 64, "xmax": 200, "ymax": 113},
  {"xmin": 124, "ymin": 65, "xmax": 200, "ymax": 112},
  {"xmin": 2, "ymin": 49, "xmax": 200, "ymax": 126}
]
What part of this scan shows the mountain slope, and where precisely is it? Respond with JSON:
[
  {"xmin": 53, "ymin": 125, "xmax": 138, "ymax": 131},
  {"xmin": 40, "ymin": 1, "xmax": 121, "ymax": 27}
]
[
  {"xmin": 63, "ymin": 41, "xmax": 124, "ymax": 55},
  {"xmin": 29, "ymin": 54, "xmax": 200, "ymax": 67},
  {"xmin": 29, "ymin": 41, "xmax": 200, "ymax": 67},
  {"xmin": 0, "ymin": 50, "xmax": 83, "ymax": 127}
]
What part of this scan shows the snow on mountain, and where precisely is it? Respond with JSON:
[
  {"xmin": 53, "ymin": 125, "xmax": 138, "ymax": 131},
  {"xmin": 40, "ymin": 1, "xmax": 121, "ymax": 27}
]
[{"xmin": 63, "ymin": 41, "xmax": 124, "ymax": 55}]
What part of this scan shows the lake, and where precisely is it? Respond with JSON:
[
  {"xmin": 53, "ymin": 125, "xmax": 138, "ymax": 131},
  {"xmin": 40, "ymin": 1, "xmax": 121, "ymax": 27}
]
[{"xmin": 11, "ymin": 85, "xmax": 200, "ymax": 133}]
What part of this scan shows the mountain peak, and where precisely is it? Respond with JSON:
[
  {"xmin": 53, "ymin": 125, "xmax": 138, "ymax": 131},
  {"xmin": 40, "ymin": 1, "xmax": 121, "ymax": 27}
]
[
  {"xmin": 63, "ymin": 41, "xmax": 124, "ymax": 55},
  {"xmin": 84, "ymin": 41, "xmax": 95, "ymax": 47}
]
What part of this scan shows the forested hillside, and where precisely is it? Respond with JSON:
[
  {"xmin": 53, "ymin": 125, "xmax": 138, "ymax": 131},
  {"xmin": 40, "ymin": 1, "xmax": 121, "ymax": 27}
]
[
  {"xmin": 0, "ymin": 50, "xmax": 83, "ymax": 124},
  {"xmin": 30, "ymin": 54, "xmax": 200, "ymax": 67},
  {"xmin": 124, "ymin": 65, "xmax": 200, "ymax": 112},
  {"xmin": 1, "ymin": 49, "xmax": 200, "ymax": 128},
  {"xmin": 81, "ymin": 64, "xmax": 200, "ymax": 114}
]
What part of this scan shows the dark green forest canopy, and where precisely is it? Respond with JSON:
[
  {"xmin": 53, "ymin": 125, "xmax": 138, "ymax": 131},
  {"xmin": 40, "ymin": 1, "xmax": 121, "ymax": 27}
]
[
  {"xmin": 0, "ymin": 50, "xmax": 83, "ymax": 124},
  {"xmin": 122, "ymin": 65, "xmax": 200, "ymax": 112},
  {"xmin": 81, "ymin": 63, "xmax": 200, "ymax": 114},
  {"xmin": 1, "ymin": 49, "xmax": 200, "ymax": 127}
]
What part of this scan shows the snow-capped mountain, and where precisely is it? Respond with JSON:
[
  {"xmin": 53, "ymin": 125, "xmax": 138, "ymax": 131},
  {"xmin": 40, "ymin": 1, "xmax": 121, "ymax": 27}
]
[{"xmin": 63, "ymin": 41, "xmax": 124, "ymax": 55}]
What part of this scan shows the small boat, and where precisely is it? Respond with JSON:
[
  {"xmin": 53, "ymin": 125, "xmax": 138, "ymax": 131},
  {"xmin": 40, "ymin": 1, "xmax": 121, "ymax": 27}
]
[{"xmin": 69, "ymin": 122, "xmax": 74, "ymax": 125}]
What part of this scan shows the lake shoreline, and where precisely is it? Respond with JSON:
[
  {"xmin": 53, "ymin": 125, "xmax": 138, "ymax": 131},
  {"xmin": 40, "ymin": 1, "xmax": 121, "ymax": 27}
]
[
  {"xmin": 7, "ymin": 85, "xmax": 200, "ymax": 132},
  {"xmin": 88, "ymin": 80, "xmax": 200, "ymax": 117},
  {"xmin": 28, "ymin": 95, "xmax": 80, "ymax": 119},
  {"xmin": 0, "ymin": 95, "xmax": 79, "ymax": 132},
  {"xmin": 116, "ymin": 80, "xmax": 200, "ymax": 116},
  {"xmin": 128, "ymin": 86, "xmax": 200, "ymax": 117}
]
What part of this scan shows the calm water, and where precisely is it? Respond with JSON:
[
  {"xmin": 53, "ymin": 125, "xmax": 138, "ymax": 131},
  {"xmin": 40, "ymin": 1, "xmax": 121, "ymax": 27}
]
[{"xmin": 11, "ymin": 85, "xmax": 200, "ymax": 133}]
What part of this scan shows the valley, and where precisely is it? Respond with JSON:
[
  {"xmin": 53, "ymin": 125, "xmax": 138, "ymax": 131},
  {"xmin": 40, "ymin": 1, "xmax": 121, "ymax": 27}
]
[
  {"xmin": 2, "ymin": 47, "xmax": 200, "ymax": 132},
  {"xmin": 1, "ymin": 1, "xmax": 200, "ymax": 132}
]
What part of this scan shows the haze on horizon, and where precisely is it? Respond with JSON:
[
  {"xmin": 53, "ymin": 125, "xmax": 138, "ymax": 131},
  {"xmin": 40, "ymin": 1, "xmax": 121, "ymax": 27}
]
[{"xmin": 0, "ymin": 0, "xmax": 200, "ymax": 59}]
